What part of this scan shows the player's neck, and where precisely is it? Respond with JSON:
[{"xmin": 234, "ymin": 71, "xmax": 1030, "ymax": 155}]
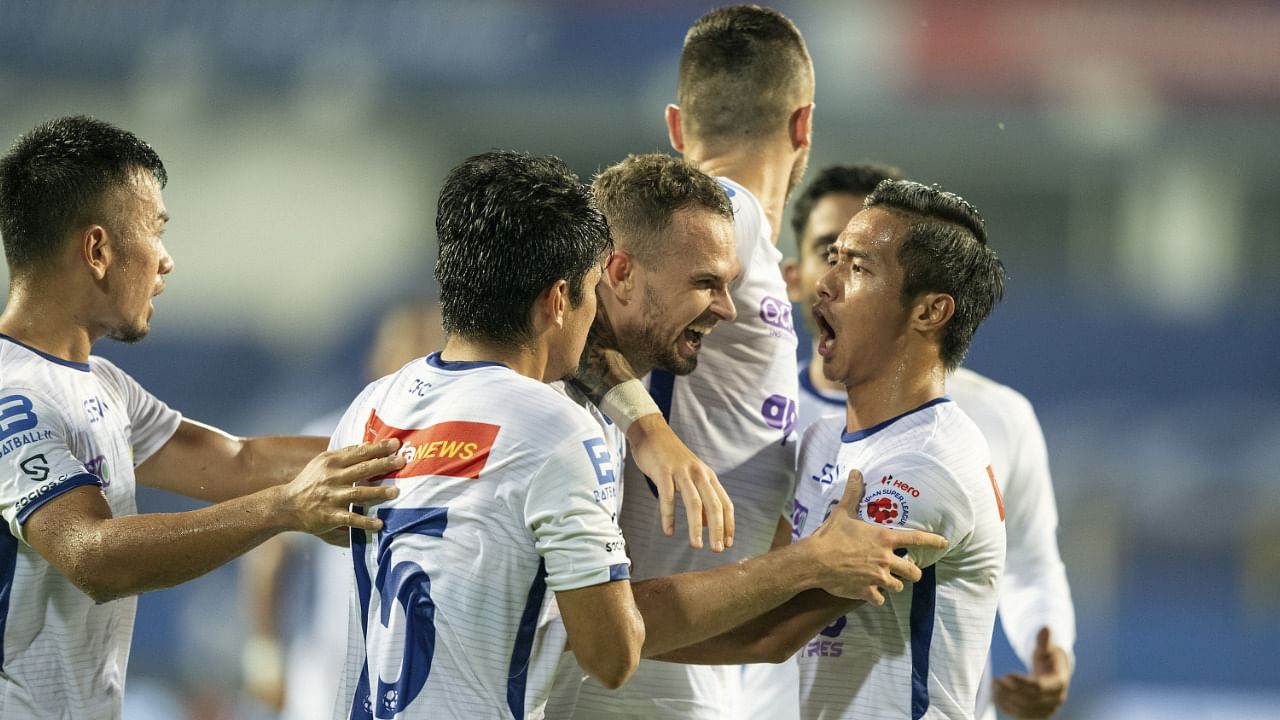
[
  {"xmin": 686, "ymin": 142, "xmax": 796, "ymax": 246},
  {"xmin": 843, "ymin": 359, "xmax": 947, "ymax": 436},
  {"xmin": 0, "ymin": 282, "xmax": 96, "ymax": 363},
  {"xmin": 806, "ymin": 340, "xmax": 846, "ymax": 396},
  {"xmin": 439, "ymin": 337, "xmax": 545, "ymax": 382}
]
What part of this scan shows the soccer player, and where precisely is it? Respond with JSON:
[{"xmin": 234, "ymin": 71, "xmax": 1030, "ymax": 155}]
[
  {"xmin": 652, "ymin": 179, "xmax": 1006, "ymax": 720},
  {"xmin": 333, "ymin": 151, "xmax": 946, "ymax": 720},
  {"xmin": 243, "ymin": 300, "xmax": 447, "ymax": 719},
  {"xmin": 786, "ymin": 164, "xmax": 1075, "ymax": 719},
  {"xmin": 0, "ymin": 116, "xmax": 403, "ymax": 719},
  {"xmin": 572, "ymin": 7, "xmax": 815, "ymax": 716}
]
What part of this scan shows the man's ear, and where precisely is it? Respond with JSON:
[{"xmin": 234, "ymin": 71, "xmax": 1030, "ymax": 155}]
[
  {"xmin": 535, "ymin": 278, "xmax": 571, "ymax": 333},
  {"xmin": 666, "ymin": 104, "xmax": 685, "ymax": 153},
  {"xmin": 81, "ymin": 225, "xmax": 112, "ymax": 281},
  {"xmin": 789, "ymin": 102, "xmax": 814, "ymax": 151},
  {"xmin": 911, "ymin": 292, "xmax": 955, "ymax": 336},
  {"xmin": 602, "ymin": 251, "xmax": 636, "ymax": 302},
  {"xmin": 782, "ymin": 258, "xmax": 804, "ymax": 303}
]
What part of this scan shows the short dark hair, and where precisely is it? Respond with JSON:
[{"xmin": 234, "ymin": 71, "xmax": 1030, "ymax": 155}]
[
  {"xmin": 434, "ymin": 151, "xmax": 612, "ymax": 348},
  {"xmin": 865, "ymin": 179, "xmax": 1004, "ymax": 371},
  {"xmin": 678, "ymin": 5, "xmax": 812, "ymax": 143},
  {"xmin": 790, "ymin": 162, "xmax": 905, "ymax": 249},
  {"xmin": 0, "ymin": 116, "xmax": 167, "ymax": 275},
  {"xmin": 592, "ymin": 153, "xmax": 733, "ymax": 267}
]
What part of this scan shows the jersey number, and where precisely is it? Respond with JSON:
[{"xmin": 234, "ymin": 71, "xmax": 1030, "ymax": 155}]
[{"xmin": 353, "ymin": 506, "xmax": 448, "ymax": 719}]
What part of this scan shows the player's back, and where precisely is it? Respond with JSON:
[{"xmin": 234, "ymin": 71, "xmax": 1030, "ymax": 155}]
[
  {"xmin": 334, "ymin": 354, "xmax": 628, "ymax": 720},
  {"xmin": 792, "ymin": 401, "xmax": 1005, "ymax": 719}
]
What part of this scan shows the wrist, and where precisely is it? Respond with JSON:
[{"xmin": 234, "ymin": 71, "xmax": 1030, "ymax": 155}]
[
  {"xmin": 602, "ymin": 379, "xmax": 661, "ymax": 434},
  {"xmin": 261, "ymin": 485, "xmax": 300, "ymax": 534},
  {"xmin": 775, "ymin": 539, "xmax": 826, "ymax": 591}
]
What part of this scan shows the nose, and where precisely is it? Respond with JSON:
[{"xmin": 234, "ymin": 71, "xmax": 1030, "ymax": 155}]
[
  {"xmin": 158, "ymin": 242, "xmax": 174, "ymax": 275},
  {"xmin": 712, "ymin": 285, "xmax": 736, "ymax": 323},
  {"xmin": 816, "ymin": 265, "xmax": 836, "ymax": 302}
]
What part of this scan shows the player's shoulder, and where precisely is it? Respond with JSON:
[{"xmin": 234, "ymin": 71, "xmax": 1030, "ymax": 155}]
[{"xmin": 947, "ymin": 366, "xmax": 1038, "ymax": 433}]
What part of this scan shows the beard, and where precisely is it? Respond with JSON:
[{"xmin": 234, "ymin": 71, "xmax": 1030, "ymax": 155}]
[
  {"xmin": 107, "ymin": 321, "xmax": 149, "ymax": 344},
  {"xmin": 626, "ymin": 286, "xmax": 700, "ymax": 376}
]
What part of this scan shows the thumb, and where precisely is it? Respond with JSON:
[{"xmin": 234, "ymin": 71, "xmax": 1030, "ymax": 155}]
[
  {"xmin": 1035, "ymin": 626, "xmax": 1052, "ymax": 656},
  {"xmin": 838, "ymin": 469, "xmax": 866, "ymax": 516}
]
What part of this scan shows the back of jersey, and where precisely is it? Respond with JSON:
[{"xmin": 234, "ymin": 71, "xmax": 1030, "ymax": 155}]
[{"xmin": 333, "ymin": 354, "xmax": 629, "ymax": 720}]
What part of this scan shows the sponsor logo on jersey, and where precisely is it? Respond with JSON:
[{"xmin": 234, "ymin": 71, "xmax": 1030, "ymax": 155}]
[
  {"xmin": 791, "ymin": 498, "xmax": 809, "ymax": 538},
  {"xmin": 14, "ymin": 479, "xmax": 63, "ymax": 515},
  {"xmin": 0, "ymin": 428, "xmax": 53, "ymax": 458},
  {"xmin": 758, "ymin": 295, "xmax": 796, "ymax": 337},
  {"xmin": 83, "ymin": 396, "xmax": 108, "ymax": 423},
  {"xmin": 85, "ymin": 454, "xmax": 111, "ymax": 488},
  {"xmin": 0, "ymin": 394, "xmax": 39, "ymax": 441},
  {"xmin": 864, "ymin": 486, "xmax": 911, "ymax": 527},
  {"xmin": 363, "ymin": 410, "xmax": 499, "ymax": 480},
  {"xmin": 761, "ymin": 394, "xmax": 797, "ymax": 443},
  {"xmin": 879, "ymin": 473, "xmax": 921, "ymax": 497},
  {"xmin": 803, "ymin": 615, "xmax": 848, "ymax": 657},
  {"xmin": 19, "ymin": 453, "xmax": 49, "ymax": 482},
  {"xmin": 811, "ymin": 461, "xmax": 840, "ymax": 486}
]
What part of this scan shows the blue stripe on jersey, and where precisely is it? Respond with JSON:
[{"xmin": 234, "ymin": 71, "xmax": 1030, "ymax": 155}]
[
  {"xmin": 608, "ymin": 562, "xmax": 630, "ymax": 581},
  {"xmin": 642, "ymin": 370, "xmax": 677, "ymax": 498},
  {"xmin": 425, "ymin": 352, "xmax": 507, "ymax": 372},
  {"xmin": 0, "ymin": 530, "xmax": 16, "ymax": 671},
  {"xmin": 15, "ymin": 473, "xmax": 103, "ymax": 524},
  {"xmin": 841, "ymin": 397, "xmax": 951, "ymax": 444},
  {"xmin": 507, "ymin": 559, "xmax": 548, "ymax": 720},
  {"xmin": 0, "ymin": 333, "xmax": 92, "ymax": 372},
  {"xmin": 909, "ymin": 565, "xmax": 938, "ymax": 720},
  {"xmin": 349, "ymin": 521, "xmax": 374, "ymax": 720}
]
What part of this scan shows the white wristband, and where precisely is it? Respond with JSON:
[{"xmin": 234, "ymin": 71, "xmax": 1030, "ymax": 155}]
[{"xmin": 599, "ymin": 379, "xmax": 661, "ymax": 433}]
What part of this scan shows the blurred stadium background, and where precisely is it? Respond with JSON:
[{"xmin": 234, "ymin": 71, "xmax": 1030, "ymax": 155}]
[{"xmin": 2, "ymin": 1, "xmax": 1278, "ymax": 718}]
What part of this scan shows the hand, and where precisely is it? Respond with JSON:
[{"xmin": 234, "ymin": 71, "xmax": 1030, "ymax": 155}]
[
  {"xmin": 805, "ymin": 469, "xmax": 948, "ymax": 604},
  {"xmin": 278, "ymin": 438, "xmax": 405, "ymax": 535},
  {"xmin": 627, "ymin": 414, "xmax": 734, "ymax": 552},
  {"xmin": 993, "ymin": 627, "xmax": 1072, "ymax": 718}
]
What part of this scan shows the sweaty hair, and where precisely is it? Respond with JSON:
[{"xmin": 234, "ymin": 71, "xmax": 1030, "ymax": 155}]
[
  {"xmin": 434, "ymin": 151, "xmax": 612, "ymax": 348},
  {"xmin": 592, "ymin": 153, "xmax": 733, "ymax": 267},
  {"xmin": 0, "ymin": 115, "xmax": 167, "ymax": 275},
  {"xmin": 865, "ymin": 180, "xmax": 1004, "ymax": 371},
  {"xmin": 678, "ymin": 5, "xmax": 813, "ymax": 144},
  {"xmin": 790, "ymin": 162, "xmax": 905, "ymax": 249}
]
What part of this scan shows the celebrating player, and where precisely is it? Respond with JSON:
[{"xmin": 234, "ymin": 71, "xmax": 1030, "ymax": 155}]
[
  {"xmin": 786, "ymin": 164, "xmax": 1075, "ymax": 719},
  {"xmin": 0, "ymin": 116, "xmax": 403, "ymax": 719},
  {"xmin": 655, "ymin": 179, "xmax": 1007, "ymax": 720},
  {"xmin": 572, "ymin": 7, "xmax": 815, "ymax": 716}
]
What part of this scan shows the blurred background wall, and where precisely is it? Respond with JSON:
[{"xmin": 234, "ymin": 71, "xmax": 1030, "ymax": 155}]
[{"xmin": 2, "ymin": 1, "xmax": 1278, "ymax": 718}]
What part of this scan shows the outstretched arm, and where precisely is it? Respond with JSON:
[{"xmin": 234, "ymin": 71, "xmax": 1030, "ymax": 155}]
[{"xmin": 25, "ymin": 440, "xmax": 403, "ymax": 603}]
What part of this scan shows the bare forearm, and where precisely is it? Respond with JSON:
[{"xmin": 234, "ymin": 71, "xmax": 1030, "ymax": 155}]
[
  {"xmin": 70, "ymin": 488, "xmax": 291, "ymax": 603},
  {"xmin": 656, "ymin": 589, "xmax": 857, "ymax": 665},
  {"xmin": 632, "ymin": 541, "xmax": 822, "ymax": 657},
  {"xmin": 242, "ymin": 535, "xmax": 291, "ymax": 638},
  {"xmin": 233, "ymin": 436, "xmax": 328, "ymax": 496}
]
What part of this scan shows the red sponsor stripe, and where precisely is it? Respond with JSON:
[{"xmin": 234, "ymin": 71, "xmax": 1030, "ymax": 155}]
[
  {"xmin": 986, "ymin": 465, "xmax": 1005, "ymax": 521},
  {"xmin": 364, "ymin": 410, "xmax": 500, "ymax": 480}
]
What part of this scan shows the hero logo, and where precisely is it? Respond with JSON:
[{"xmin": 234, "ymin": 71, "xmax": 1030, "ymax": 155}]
[
  {"xmin": 879, "ymin": 473, "xmax": 921, "ymax": 497},
  {"xmin": 758, "ymin": 296, "xmax": 795, "ymax": 336},
  {"xmin": 0, "ymin": 395, "xmax": 38, "ymax": 441},
  {"xmin": 761, "ymin": 395, "xmax": 797, "ymax": 444}
]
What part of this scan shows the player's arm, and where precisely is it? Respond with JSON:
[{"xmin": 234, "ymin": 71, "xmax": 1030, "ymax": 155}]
[
  {"xmin": 556, "ymin": 581, "xmax": 645, "ymax": 689},
  {"xmin": 991, "ymin": 402, "xmax": 1075, "ymax": 718},
  {"xmin": 22, "ymin": 439, "xmax": 403, "ymax": 603},
  {"xmin": 136, "ymin": 419, "xmax": 327, "ymax": 502},
  {"xmin": 631, "ymin": 470, "xmax": 946, "ymax": 658},
  {"xmin": 568, "ymin": 311, "xmax": 734, "ymax": 552},
  {"xmin": 240, "ymin": 535, "xmax": 290, "ymax": 710}
]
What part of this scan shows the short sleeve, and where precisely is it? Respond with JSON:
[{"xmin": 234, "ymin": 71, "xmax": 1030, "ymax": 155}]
[
  {"xmin": 855, "ymin": 451, "xmax": 976, "ymax": 569},
  {"xmin": 525, "ymin": 431, "xmax": 630, "ymax": 593},
  {"xmin": 91, "ymin": 358, "xmax": 181, "ymax": 466},
  {"xmin": 0, "ymin": 389, "xmax": 102, "ymax": 542}
]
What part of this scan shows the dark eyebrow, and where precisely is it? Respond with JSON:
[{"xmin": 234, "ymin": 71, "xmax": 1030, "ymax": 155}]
[
  {"xmin": 809, "ymin": 232, "xmax": 840, "ymax": 253},
  {"xmin": 834, "ymin": 245, "xmax": 872, "ymax": 262}
]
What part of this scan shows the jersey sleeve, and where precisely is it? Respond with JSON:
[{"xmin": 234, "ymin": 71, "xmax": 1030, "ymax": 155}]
[
  {"xmin": 524, "ymin": 430, "xmax": 630, "ymax": 593},
  {"xmin": 91, "ymin": 358, "xmax": 181, "ymax": 466},
  {"xmin": 995, "ymin": 403, "xmax": 1076, "ymax": 667},
  {"xmin": 0, "ymin": 387, "xmax": 103, "ymax": 542},
  {"xmin": 856, "ymin": 450, "xmax": 976, "ymax": 570}
]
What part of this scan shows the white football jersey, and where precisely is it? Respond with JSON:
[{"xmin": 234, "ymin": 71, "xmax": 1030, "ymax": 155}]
[
  {"xmin": 333, "ymin": 354, "xmax": 630, "ymax": 720},
  {"xmin": 0, "ymin": 334, "xmax": 181, "ymax": 719},
  {"xmin": 945, "ymin": 369, "xmax": 1074, "ymax": 720},
  {"xmin": 792, "ymin": 399, "xmax": 1005, "ymax": 720},
  {"xmin": 796, "ymin": 360, "xmax": 845, "ymax": 435},
  {"xmin": 575, "ymin": 177, "xmax": 800, "ymax": 719}
]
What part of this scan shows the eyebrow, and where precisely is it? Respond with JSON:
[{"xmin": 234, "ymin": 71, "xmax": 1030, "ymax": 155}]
[{"xmin": 832, "ymin": 244, "xmax": 872, "ymax": 262}]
